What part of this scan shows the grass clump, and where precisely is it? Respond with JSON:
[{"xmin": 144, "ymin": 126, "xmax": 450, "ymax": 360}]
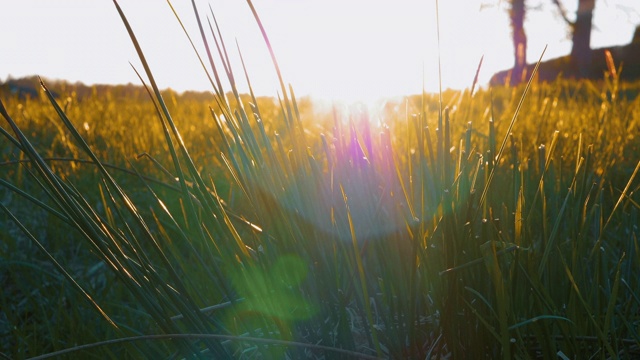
[{"xmin": 1, "ymin": 1, "xmax": 640, "ymax": 358}]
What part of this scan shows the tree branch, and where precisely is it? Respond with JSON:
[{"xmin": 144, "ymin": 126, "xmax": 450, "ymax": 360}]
[{"xmin": 551, "ymin": 0, "xmax": 573, "ymax": 25}]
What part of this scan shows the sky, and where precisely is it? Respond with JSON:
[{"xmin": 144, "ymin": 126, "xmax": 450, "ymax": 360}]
[{"xmin": 1, "ymin": 0, "xmax": 639, "ymax": 103}]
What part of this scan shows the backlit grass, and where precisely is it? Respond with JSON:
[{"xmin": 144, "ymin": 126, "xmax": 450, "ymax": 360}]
[{"xmin": 1, "ymin": 1, "xmax": 640, "ymax": 359}]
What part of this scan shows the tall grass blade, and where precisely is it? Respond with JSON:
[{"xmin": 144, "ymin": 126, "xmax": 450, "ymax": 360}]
[{"xmin": 479, "ymin": 46, "xmax": 547, "ymax": 214}]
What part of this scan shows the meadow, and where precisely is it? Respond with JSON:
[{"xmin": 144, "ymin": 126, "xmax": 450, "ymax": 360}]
[{"xmin": 1, "ymin": 2, "xmax": 640, "ymax": 359}]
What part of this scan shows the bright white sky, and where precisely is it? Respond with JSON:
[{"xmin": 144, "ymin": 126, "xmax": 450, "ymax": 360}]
[{"xmin": 1, "ymin": 0, "xmax": 639, "ymax": 103}]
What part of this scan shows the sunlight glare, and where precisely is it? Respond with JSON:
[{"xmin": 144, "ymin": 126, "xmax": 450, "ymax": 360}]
[
  {"xmin": 2, "ymin": 0, "xmax": 638, "ymax": 101},
  {"xmin": 255, "ymin": 0, "xmax": 514, "ymax": 104}
]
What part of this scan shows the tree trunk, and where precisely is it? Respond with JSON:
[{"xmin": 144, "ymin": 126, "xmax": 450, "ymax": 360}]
[
  {"xmin": 571, "ymin": 0, "xmax": 595, "ymax": 77},
  {"xmin": 510, "ymin": 0, "xmax": 527, "ymax": 85}
]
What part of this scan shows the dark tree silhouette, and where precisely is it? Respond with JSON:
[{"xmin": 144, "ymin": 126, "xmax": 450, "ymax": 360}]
[
  {"xmin": 552, "ymin": 0, "xmax": 596, "ymax": 76},
  {"xmin": 480, "ymin": 0, "xmax": 531, "ymax": 85},
  {"xmin": 491, "ymin": 1, "xmax": 640, "ymax": 86},
  {"xmin": 510, "ymin": 0, "xmax": 528, "ymax": 85}
]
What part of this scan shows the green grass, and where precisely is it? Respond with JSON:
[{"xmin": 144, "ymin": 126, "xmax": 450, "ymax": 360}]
[{"xmin": 1, "ymin": 1, "xmax": 640, "ymax": 358}]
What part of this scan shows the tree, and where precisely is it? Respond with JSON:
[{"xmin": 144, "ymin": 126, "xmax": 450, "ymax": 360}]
[
  {"xmin": 481, "ymin": 0, "xmax": 529, "ymax": 85},
  {"xmin": 510, "ymin": 0, "xmax": 528, "ymax": 84},
  {"xmin": 552, "ymin": 0, "xmax": 596, "ymax": 76}
]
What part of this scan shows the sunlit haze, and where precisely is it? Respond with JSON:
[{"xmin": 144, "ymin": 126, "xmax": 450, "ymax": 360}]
[{"xmin": 2, "ymin": 0, "xmax": 639, "ymax": 103}]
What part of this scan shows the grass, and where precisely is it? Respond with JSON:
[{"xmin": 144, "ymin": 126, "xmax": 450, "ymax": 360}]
[{"xmin": 1, "ymin": 0, "xmax": 640, "ymax": 358}]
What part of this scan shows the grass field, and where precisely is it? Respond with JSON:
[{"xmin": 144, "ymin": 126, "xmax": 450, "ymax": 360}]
[{"xmin": 2, "ymin": 1, "xmax": 640, "ymax": 359}]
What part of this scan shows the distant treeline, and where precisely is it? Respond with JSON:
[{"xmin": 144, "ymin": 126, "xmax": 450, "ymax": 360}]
[{"xmin": 0, "ymin": 76, "xmax": 217, "ymax": 102}]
